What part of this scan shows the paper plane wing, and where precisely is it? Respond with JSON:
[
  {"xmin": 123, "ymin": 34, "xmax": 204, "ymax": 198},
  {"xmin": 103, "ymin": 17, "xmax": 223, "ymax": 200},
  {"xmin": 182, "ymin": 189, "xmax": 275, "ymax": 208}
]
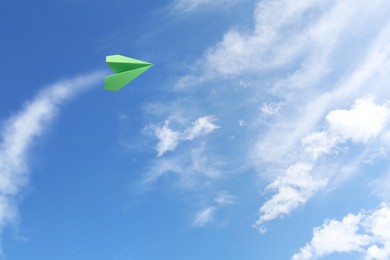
[{"xmin": 104, "ymin": 55, "xmax": 153, "ymax": 91}]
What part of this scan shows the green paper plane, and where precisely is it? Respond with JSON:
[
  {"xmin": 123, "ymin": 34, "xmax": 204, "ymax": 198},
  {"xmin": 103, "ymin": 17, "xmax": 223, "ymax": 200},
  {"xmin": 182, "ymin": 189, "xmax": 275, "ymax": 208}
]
[{"xmin": 104, "ymin": 55, "xmax": 153, "ymax": 91}]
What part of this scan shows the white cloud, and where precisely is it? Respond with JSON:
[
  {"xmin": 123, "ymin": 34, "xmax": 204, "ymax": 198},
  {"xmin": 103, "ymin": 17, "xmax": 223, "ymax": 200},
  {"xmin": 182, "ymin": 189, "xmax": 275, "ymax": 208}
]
[
  {"xmin": 254, "ymin": 18, "xmax": 390, "ymax": 225},
  {"xmin": 154, "ymin": 116, "xmax": 219, "ymax": 156},
  {"xmin": 251, "ymin": 1, "xmax": 390, "ymax": 164},
  {"xmin": 302, "ymin": 97, "xmax": 390, "ymax": 159},
  {"xmin": 154, "ymin": 120, "xmax": 182, "ymax": 156},
  {"xmin": 0, "ymin": 71, "xmax": 104, "ymax": 241},
  {"xmin": 292, "ymin": 214, "xmax": 370, "ymax": 260},
  {"xmin": 302, "ymin": 131, "xmax": 339, "ymax": 159},
  {"xmin": 372, "ymin": 172, "xmax": 390, "ymax": 203},
  {"xmin": 185, "ymin": 116, "xmax": 220, "ymax": 141},
  {"xmin": 192, "ymin": 206, "xmax": 216, "ymax": 227},
  {"xmin": 202, "ymin": 0, "xmax": 346, "ymax": 78},
  {"xmin": 326, "ymin": 97, "xmax": 390, "ymax": 143},
  {"xmin": 255, "ymin": 163, "xmax": 327, "ymax": 229},
  {"xmin": 292, "ymin": 204, "xmax": 390, "ymax": 260}
]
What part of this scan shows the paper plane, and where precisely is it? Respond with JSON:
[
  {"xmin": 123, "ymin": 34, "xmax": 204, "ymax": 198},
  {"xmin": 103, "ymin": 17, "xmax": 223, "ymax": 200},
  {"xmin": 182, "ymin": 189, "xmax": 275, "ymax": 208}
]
[{"xmin": 104, "ymin": 55, "xmax": 153, "ymax": 91}]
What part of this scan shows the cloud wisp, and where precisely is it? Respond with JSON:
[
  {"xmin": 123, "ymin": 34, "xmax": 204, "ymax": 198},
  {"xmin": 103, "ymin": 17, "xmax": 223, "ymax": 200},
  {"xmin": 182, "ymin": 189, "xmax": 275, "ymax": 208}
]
[
  {"xmin": 192, "ymin": 192, "xmax": 235, "ymax": 227},
  {"xmin": 153, "ymin": 116, "xmax": 219, "ymax": 156},
  {"xmin": 192, "ymin": 206, "xmax": 216, "ymax": 227},
  {"xmin": 0, "ymin": 71, "xmax": 104, "ymax": 245},
  {"xmin": 171, "ymin": 0, "xmax": 239, "ymax": 12}
]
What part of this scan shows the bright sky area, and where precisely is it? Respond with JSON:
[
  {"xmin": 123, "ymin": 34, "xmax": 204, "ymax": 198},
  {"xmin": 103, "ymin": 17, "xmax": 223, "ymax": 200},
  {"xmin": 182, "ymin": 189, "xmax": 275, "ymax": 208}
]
[{"xmin": 1, "ymin": 0, "xmax": 390, "ymax": 259}]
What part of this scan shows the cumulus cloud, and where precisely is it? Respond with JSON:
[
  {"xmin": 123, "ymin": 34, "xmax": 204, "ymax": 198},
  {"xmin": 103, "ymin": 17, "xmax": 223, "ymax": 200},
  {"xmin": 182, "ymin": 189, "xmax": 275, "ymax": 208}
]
[
  {"xmin": 292, "ymin": 204, "xmax": 390, "ymax": 260},
  {"xmin": 154, "ymin": 116, "xmax": 219, "ymax": 156},
  {"xmin": 0, "ymin": 71, "xmax": 104, "ymax": 242},
  {"xmin": 255, "ymin": 163, "xmax": 327, "ymax": 230},
  {"xmin": 302, "ymin": 97, "xmax": 390, "ymax": 159},
  {"xmin": 326, "ymin": 97, "xmax": 390, "ymax": 143}
]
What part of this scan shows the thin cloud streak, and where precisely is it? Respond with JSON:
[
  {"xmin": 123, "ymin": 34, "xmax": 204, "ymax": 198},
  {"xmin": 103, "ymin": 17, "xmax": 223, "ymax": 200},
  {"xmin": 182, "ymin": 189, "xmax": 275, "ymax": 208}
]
[
  {"xmin": 0, "ymin": 71, "xmax": 104, "ymax": 243},
  {"xmin": 192, "ymin": 206, "xmax": 216, "ymax": 227},
  {"xmin": 171, "ymin": 0, "xmax": 239, "ymax": 12}
]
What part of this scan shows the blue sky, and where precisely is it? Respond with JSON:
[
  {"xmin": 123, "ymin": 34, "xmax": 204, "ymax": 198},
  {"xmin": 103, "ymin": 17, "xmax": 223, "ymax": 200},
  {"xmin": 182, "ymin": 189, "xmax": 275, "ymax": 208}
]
[{"xmin": 2, "ymin": 0, "xmax": 390, "ymax": 259}]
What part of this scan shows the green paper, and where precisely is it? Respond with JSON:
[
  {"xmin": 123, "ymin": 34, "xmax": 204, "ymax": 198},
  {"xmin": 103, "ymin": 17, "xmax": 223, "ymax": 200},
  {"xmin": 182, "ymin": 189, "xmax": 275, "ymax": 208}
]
[{"xmin": 104, "ymin": 55, "xmax": 153, "ymax": 91}]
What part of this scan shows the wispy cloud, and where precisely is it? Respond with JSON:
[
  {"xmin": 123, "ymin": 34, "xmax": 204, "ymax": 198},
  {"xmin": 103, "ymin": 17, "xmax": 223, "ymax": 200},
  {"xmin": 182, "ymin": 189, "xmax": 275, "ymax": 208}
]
[
  {"xmin": 201, "ymin": 0, "xmax": 390, "ymax": 228},
  {"xmin": 192, "ymin": 206, "xmax": 216, "ymax": 227},
  {"xmin": 154, "ymin": 120, "xmax": 182, "ymax": 157},
  {"xmin": 191, "ymin": 192, "xmax": 234, "ymax": 227},
  {"xmin": 172, "ymin": 0, "xmax": 238, "ymax": 12},
  {"xmin": 143, "ymin": 142, "xmax": 222, "ymax": 187},
  {"xmin": 184, "ymin": 116, "xmax": 220, "ymax": 141},
  {"xmin": 260, "ymin": 102, "xmax": 281, "ymax": 117},
  {"xmin": 0, "ymin": 71, "xmax": 104, "ymax": 245},
  {"xmin": 254, "ymin": 163, "xmax": 327, "ymax": 231},
  {"xmin": 372, "ymin": 172, "xmax": 390, "ymax": 203},
  {"xmin": 214, "ymin": 192, "xmax": 235, "ymax": 206},
  {"xmin": 153, "ymin": 116, "xmax": 219, "ymax": 156},
  {"xmin": 292, "ymin": 204, "xmax": 390, "ymax": 260},
  {"xmin": 198, "ymin": 0, "xmax": 330, "ymax": 78}
]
